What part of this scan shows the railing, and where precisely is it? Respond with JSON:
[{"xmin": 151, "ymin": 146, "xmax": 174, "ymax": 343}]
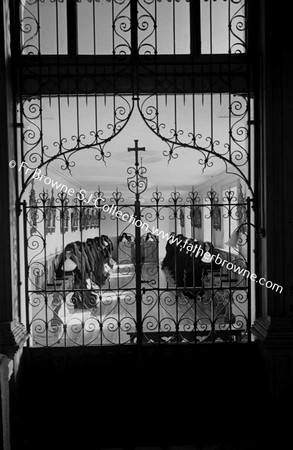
[{"xmin": 22, "ymin": 186, "xmax": 252, "ymax": 347}]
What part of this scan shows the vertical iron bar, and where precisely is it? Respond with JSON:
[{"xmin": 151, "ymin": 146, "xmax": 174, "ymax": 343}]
[
  {"xmin": 61, "ymin": 196, "xmax": 66, "ymax": 346},
  {"xmin": 156, "ymin": 198, "xmax": 160, "ymax": 344},
  {"xmin": 67, "ymin": 0, "xmax": 77, "ymax": 56},
  {"xmin": 190, "ymin": 0, "xmax": 201, "ymax": 57},
  {"xmin": 36, "ymin": 0, "xmax": 41, "ymax": 55},
  {"xmin": 228, "ymin": 0, "xmax": 232, "ymax": 162},
  {"xmin": 192, "ymin": 199, "xmax": 197, "ymax": 344},
  {"xmin": 16, "ymin": 117, "xmax": 23, "ymax": 322},
  {"xmin": 115, "ymin": 198, "xmax": 121, "ymax": 345},
  {"xmin": 228, "ymin": 191, "xmax": 232, "ymax": 342},
  {"xmin": 154, "ymin": 0, "xmax": 158, "ymax": 55},
  {"xmin": 43, "ymin": 197, "xmax": 48, "ymax": 347},
  {"xmin": 128, "ymin": 140, "xmax": 146, "ymax": 347},
  {"xmin": 134, "ymin": 199, "xmax": 142, "ymax": 347},
  {"xmin": 131, "ymin": 0, "xmax": 138, "ymax": 98},
  {"xmin": 56, "ymin": 0, "xmax": 59, "ymax": 55},
  {"xmin": 112, "ymin": 0, "xmax": 115, "ymax": 54},
  {"xmin": 173, "ymin": 0, "xmax": 175, "ymax": 55},
  {"xmin": 247, "ymin": 196, "xmax": 251, "ymax": 342},
  {"xmin": 209, "ymin": 0, "xmax": 214, "ymax": 342},
  {"xmin": 116, "ymin": 206, "xmax": 121, "ymax": 346},
  {"xmin": 130, "ymin": 0, "xmax": 138, "ymax": 57},
  {"xmin": 22, "ymin": 200, "xmax": 30, "ymax": 346},
  {"xmin": 209, "ymin": 0, "xmax": 213, "ymax": 55},
  {"xmin": 114, "ymin": 195, "xmax": 121, "ymax": 346},
  {"xmin": 228, "ymin": 0, "xmax": 231, "ymax": 55},
  {"xmin": 173, "ymin": 194, "xmax": 179, "ymax": 344},
  {"xmin": 209, "ymin": 199, "xmax": 214, "ymax": 343},
  {"xmin": 93, "ymin": 0, "xmax": 96, "ymax": 56},
  {"xmin": 97, "ymin": 196, "xmax": 103, "ymax": 346},
  {"xmin": 19, "ymin": 101, "xmax": 25, "ymax": 196},
  {"xmin": 80, "ymin": 202, "xmax": 84, "ymax": 346}
]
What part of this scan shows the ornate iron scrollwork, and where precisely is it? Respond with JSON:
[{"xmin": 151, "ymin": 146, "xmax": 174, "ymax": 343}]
[
  {"xmin": 18, "ymin": 0, "xmax": 253, "ymax": 347},
  {"xmin": 29, "ymin": 180, "xmax": 38, "ymax": 235},
  {"xmin": 206, "ymin": 188, "xmax": 221, "ymax": 231},
  {"xmin": 187, "ymin": 187, "xmax": 202, "ymax": 230},
  {"xmin": 127, "ymin": 140, "xmax": 148, "ymax": 196}
]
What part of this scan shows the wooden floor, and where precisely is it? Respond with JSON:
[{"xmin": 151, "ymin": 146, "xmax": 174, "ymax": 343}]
[{"xmin": 29, "ymin": 258, "xmax": 248, "ymax": 347}]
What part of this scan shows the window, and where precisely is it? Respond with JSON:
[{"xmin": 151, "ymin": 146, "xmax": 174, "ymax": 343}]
[{"xmin": 18, "ymin": 0, "xmax": 254, "ymax": 346}]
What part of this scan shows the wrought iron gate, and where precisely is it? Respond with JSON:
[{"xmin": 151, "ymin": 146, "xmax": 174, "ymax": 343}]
[
  {"xmin": 17, "ymin": 0, "xmax": 254, "ymax": 347},
  {"xmin": 22, "ymin": 139, "xmax": 252, "ymax": 347}
]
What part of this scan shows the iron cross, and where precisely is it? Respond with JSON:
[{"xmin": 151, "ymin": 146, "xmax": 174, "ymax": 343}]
[{"xmin": 128, "ymin": 140, "xmax": 145, "ymax": 168}]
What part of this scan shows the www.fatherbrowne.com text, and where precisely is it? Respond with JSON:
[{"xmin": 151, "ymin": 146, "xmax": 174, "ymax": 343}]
[{"xmin": 92, "ymin": 195, "xmax": 283, "ymax": 294}]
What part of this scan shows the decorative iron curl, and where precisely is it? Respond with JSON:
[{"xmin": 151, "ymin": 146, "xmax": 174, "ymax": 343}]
[
  {"xmin": 142, "ymin": 207, "xmax": 163, "ymax": 223},
  {"xmin": 19, "ymin": 94, "xmax": 134, "ymax": 199},
  {"xmin": 229, "ymin": 95, "xmax": 249, "ymax": 167},
  {"xmin": 93, "ymin": 187, "xmax": 106, "ymax": 208},
  {"xmin": 113, "ymin": 1, "xmax": 132, "ymax": 56},
  {"xmin": 150, "ymin": 187, "xmax": 164, "ymax": 205},
  {"xmin": 127, "ymin": 164, "xmax": 148, "ymax": 196},
  {"xmin": 110, "ymin": 187, "xmax": 125, "ymax": 204},
  {"xmin": 205, "ymin": 188, "xmax": 219, "ymax": 205},
  {"xmin": 168, "ymin": 188, "xmax": 183, "ymax": 205},
  {"xmin": 229, "ymin": 1, "xmax": 247, "ymax": 54},
  {"xmin": 186, "ymin": 187, "xmax": 200, "ymax": 206},
  {"xmin": 20, "ymin": 0, "xmax": 40, "ymax": 55},
  {"xmin": 137, "ymin": 0, "xmax": 156, "ymax": 55},
  {"xmin": 137, "ymin": 95, "xmax": 252, "ymax": 194},
  {"xmin": 223, "ymin": 187, "xmax": 238, "ymax": 205},
  {"xmin": 159, "ymin": 317, "xmax": 176, "ymax": 333},
  {"xmin": 22, "ymin": 100, "xmax": 42, "ymax": 165}
]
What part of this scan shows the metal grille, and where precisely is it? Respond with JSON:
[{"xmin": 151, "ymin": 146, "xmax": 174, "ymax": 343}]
[
  {"xmin": 16, "ymin": 0, "xmax": 254, "ymax": 347},
  {"xmin": 23, "ymin": 177, "xmax": 251, "ymax": 347},
  {"xmin": 20, "ymin": 0, "xmax": 246, "ymax": 56}
]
